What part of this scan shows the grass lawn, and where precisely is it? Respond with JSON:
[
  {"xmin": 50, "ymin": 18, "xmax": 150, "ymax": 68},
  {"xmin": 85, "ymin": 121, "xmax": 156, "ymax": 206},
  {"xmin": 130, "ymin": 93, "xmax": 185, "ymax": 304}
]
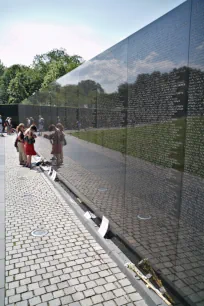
[
  {"xmin": 72, "ymin": 119, "xmax": 186, "ymax": 172},
  {"xmin": 72, "ymin": 117, "xmax": 204, "ymax": 176}
]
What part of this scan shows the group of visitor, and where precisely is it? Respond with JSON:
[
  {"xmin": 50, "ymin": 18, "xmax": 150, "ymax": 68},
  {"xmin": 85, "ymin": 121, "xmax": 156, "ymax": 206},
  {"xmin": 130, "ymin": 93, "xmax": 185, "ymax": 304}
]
[
  {"xmin": 15, "ymin": 124, "xmax": 37, "ymax": 168},
  {"xmin": 26, "ymin": 115, "xmax": 44, "ymax": 134},
  {"xmin": 0, "ymin": 115, "xmax": 13, "ymax": 136},
  {"xmin": 15, "ymin": 120, "xmax": 66, "ymax": 169}
]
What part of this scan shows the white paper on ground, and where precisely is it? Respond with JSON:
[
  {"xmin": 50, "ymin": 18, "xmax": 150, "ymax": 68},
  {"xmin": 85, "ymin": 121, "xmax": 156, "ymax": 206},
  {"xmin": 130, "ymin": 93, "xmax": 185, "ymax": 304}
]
[
  {"xmin": 90, "ymin": 212, "xmax": 97, "ymax": 219},
  {"xmin": 84, "ymin": 211, "xmax": 92, "ymax": 219},
  {"xmin": 84, "ymin": 211, "xmax": 97, "ymax": 220},
  {"xmin": 41, "ymin": 165, "xmax": 50, "ymax": 171},
  {"xmin": 33, "ymin": 156, "xmax": 42, "ymax": 163},
  {"xmin": 48, "ymin": 167, "xmax": 52, "ymax": 175},
  {"xmin": 98, "ymin": 216, "xmax": 109, "ymax": 238},
  {"xmin": 51, "ymin": 170, "xmax": 57, "ymax": 181}
]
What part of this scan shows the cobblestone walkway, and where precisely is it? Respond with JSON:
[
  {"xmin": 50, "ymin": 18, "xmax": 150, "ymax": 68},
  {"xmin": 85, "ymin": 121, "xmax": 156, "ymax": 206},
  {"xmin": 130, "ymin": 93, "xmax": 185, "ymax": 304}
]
[
  {"xmin": 4, "ymin": 136, "xmax": 148, "ymax": 306},
  {"xmin": 35, "ymin": 135, "xmax": 204, "ymax": 306}
]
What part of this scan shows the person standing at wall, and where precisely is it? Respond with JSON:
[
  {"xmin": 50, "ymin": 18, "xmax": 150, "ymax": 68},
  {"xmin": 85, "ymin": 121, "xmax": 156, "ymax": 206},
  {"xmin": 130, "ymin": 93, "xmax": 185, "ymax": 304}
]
[
  {"xmin": 30, "ymin": 117, "xmax": 34, "ymax": 125},
  {"xmin": 16, "ymin": 124, "xmax": 27, "ymax": 165},
  {"xmin": 57, "ymin": 116, "xmax": 61, "ymax": 124},
  {"xmin": 7, "ymin": 117, "xmax": 12, "ymax": 135},
  {"xmin": 56, "ymin": 123, "xmax": 66, "ymax": 164},
  {"xmin": 0, "ymin": 115, "xmax": 3, "ymax": 137},
  {"xmin": 24, "ymin": 125, "xmax": 37, "ymax": 169},
  {"xmin": 38, "ymin": 115, "xmax": 44, "ymax": 136},
  {"xmin": 44, "ymin": 125, "xmax": 62, "ymax": 166},
  {"xmin": 26, "ymin": 118, "xmax": 31, "ymax": 128}
]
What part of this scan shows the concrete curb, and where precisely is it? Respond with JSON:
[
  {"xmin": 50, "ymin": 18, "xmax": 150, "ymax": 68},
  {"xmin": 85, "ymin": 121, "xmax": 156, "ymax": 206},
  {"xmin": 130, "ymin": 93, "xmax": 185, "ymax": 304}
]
[{"xmin": 40, "ymin": 167, "xmax": 166, "ymax": 306}]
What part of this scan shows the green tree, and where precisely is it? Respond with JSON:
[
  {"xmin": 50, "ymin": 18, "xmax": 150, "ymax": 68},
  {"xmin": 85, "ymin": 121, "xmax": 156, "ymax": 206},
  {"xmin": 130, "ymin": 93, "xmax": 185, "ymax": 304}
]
[
  {"xmin": 33, "ymin": 48, "xmax": 83, "ymax": 88},
  {"xmin": 0, "ymin": 60, "xmax": 5, "ymax": 77},
  {"xmin": 0, "ymin": 48, "xmax": 83, "ymax": 104},
  {"xmin": 42, "ymin": 59, "xmax": 80, "ymax": 89},
  {"xmin": 7, "ymin": 68, "xmax": 43, "ymax": 104}
]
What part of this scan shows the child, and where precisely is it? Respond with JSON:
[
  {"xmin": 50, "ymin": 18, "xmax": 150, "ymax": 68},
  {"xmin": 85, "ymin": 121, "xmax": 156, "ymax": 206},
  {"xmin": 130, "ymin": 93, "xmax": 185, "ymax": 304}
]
[
  {"xmin": 24, "ymin": 125, "xmax": 37, "ymax": 168},
  {"xmin": 16, "ymin": 123, "xmax": 27, "ymax": 165}
]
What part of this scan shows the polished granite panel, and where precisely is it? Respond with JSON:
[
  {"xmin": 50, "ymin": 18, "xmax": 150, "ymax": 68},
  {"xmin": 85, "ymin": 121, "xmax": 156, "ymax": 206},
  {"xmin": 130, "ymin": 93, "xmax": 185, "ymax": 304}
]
[{"xmin": 18, "ymin": 1, "xmax": 204, "ymax": 304}]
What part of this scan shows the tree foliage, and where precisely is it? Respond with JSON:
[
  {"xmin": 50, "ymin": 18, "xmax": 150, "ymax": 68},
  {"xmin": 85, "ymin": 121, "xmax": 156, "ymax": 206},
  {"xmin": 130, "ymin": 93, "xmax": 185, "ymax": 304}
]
[{"xmin": 0, "ymin": 48, "xmax": 83, "ymax": 104}]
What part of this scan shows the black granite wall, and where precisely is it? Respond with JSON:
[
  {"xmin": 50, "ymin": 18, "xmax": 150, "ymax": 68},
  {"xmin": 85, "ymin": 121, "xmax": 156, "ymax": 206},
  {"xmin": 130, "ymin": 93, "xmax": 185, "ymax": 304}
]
[{"xmin": 16, "ymin": 1, "xmax": 204, "ymax": 304}]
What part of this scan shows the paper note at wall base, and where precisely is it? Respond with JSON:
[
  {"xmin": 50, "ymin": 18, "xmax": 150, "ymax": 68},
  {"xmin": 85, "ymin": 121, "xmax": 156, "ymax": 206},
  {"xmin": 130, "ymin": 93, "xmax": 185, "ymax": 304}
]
[{"xmin": 98, "ymin": 216, "xmax": 109, "ymax": 238}]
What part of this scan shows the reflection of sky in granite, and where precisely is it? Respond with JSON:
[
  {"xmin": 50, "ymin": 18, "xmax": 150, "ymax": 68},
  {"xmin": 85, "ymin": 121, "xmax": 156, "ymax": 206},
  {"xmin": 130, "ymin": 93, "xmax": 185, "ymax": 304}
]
[
  {"xmin": 57, "ymin": 67, "xmax": 79, "ymax": 86},
  {"xmin": 56, "ymin": 0, "xmax": 204, "ymax": 94}
]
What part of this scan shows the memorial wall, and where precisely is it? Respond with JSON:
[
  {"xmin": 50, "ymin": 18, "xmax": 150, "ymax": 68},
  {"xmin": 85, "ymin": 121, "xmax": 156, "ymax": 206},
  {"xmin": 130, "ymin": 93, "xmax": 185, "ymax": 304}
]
[{"xmin": 18, "ymin": 1, "xmax": 204, "ymax": 304}]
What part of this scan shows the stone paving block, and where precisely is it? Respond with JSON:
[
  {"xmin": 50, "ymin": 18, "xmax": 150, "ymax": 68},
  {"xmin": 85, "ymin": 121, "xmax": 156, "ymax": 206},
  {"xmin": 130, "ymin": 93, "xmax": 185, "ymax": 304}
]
[
  {"xmin": 69, "ymin": 302, "xmax": 81, "ymax": 306},
  {"xmin": 92, "ymin": 294, "xmax": 104, "ymax": 304},
  {"xmin": 64, "ymin": 286, "xmax": 76, "ymax": 295},
  {"xmin": 86, "ymin": 280, "xmax": 97, "ymax": 289},
  {"xmin": 104, "ymin": 283, "xmax": 117, "ymax": 291},
  {"xmin": 98, "ymin": 270, "xmax": 110, "ymax": 278},
  {"xmin": 114, "ymin": 296, "xmax": 130, "ymax": 305},
  {"xmin": 94, "ymin": 285, "xmax": 106, "ymax": 294},
  {"xmin": 75, "ymin": 283, "xmax": 86, "ymax": 292},
  {"xmin": 9, "ymin": 294, "xmax": 21, "ymax": 303},
  {"xmin": 22, "ymin": 291, "xmax": 34, "ymax": 300},
  {"xmin": 60, "ymin": 273, "xmax": 71, "ymax": 281},
  {"xmin": 53, "ymin": 289, "xmax": 65, "ymax": 298},
  {"xmin": 16, "ymin": 301, "xmax": 28, "ymax": 306},
  {"xmin": 9, "ymin": 281, "xmax": 19, "ymax": 289},
  {"xmin": 68, "ymin": 278, "xmax": 79, "ymax": 286},
  {"xmin": 20, "ymin": 278, "xmax": 31, "ymax": 286},
  {"xmin": 28, "ymin": 282, "xmax": 39, "ymax": 291},
  {"xmin": 103, "ymin": 301, "xmax": 117, "ymax": 306},
  {"xmin": 60, "ymin": 295, "xmax": 73, "ymax": 304},
  {"xmin": 41, "ymin": 292, "xmax": 54, "ymax": 302},
  {"xmin": 39, "ymin": 279, "xmax": 49, "ymax": 287},
  {"xmin": 49, "ymin": 298, "xmax": 61, "ymax": 306},
  {"xmin": 6, "ymin": 289, "xmax": 15, "ymax": 298},
  {"xmin": 34, "ymin": 287, "xmax": 46, "ymax": 296},
  {"xmin": 72, "ymin": 291, "xmax": 85, "ymax": 301},
  {"xmin": 29, "ymin": 296, "xmax": 42, "ymax": 306},
  {"xmin": 105, "ymin": 275, "xmax": 117, "ymax": 283},
  {"xmin": 102, "ymin": 291, "xmax": 115, "ymax": 301},
  {"xmin": 89, "ymin": 273, "xmax": 100, "ymax": 281},
  {"xmin": 84, "ymin": 289, "xmax": 95, "ymax": 298},
  {"xmin": 57, "ymin": 281, "xmax": 68, "ymax": 289},
  {"xmin": 113, "ymin": 288, "xmax": 126, "ymax": 297},
  {"xmin": 80, "ymin": 297, "xmax": 93, "ymax": 306}
]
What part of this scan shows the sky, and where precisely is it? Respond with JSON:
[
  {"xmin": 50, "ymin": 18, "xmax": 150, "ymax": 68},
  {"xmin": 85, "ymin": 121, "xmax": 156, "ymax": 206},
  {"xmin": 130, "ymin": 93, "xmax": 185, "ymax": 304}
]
[{"xmin": 0, "ymin": 0, "xmax": 186, "ymax": 67}]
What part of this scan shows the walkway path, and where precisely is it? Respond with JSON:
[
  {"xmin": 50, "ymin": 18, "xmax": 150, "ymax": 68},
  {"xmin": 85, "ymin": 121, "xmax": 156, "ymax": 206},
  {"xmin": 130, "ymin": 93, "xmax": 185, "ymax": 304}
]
[
  {"xmin": 35, "ymin": 134, "xmax": 204, "ymax": 306},
  {"xmin": 4, "ymin": 135, "xmax": 148, "ymax": 306},
  {"xmin": 0, "ymin": 136, "xmax": 5, "ymax": 306}
]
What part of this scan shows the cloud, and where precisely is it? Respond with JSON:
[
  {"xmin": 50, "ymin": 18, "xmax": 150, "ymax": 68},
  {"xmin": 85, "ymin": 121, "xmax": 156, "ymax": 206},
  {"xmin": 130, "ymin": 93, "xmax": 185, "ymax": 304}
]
[
  {"xmin": 58, "ymin": 51, "xmax": 188, "ymax": 93},
  {"xmin": 0, "ymin": 22, "xmax": 112, "ymax": 66},
  {"xmin": 128, "ymin": 51, "xmax": 188, "ymax": 83},
  {"xmin": 196, "ymin": 41, "xmax": 204, "ymax": 51}
]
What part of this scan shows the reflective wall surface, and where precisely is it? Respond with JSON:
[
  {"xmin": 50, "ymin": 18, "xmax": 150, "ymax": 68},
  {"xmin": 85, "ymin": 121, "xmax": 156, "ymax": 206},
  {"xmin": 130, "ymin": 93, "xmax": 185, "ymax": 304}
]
[{"xmin": 18, "ymin": 1, "xmax": 204, "ymax": 304}]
